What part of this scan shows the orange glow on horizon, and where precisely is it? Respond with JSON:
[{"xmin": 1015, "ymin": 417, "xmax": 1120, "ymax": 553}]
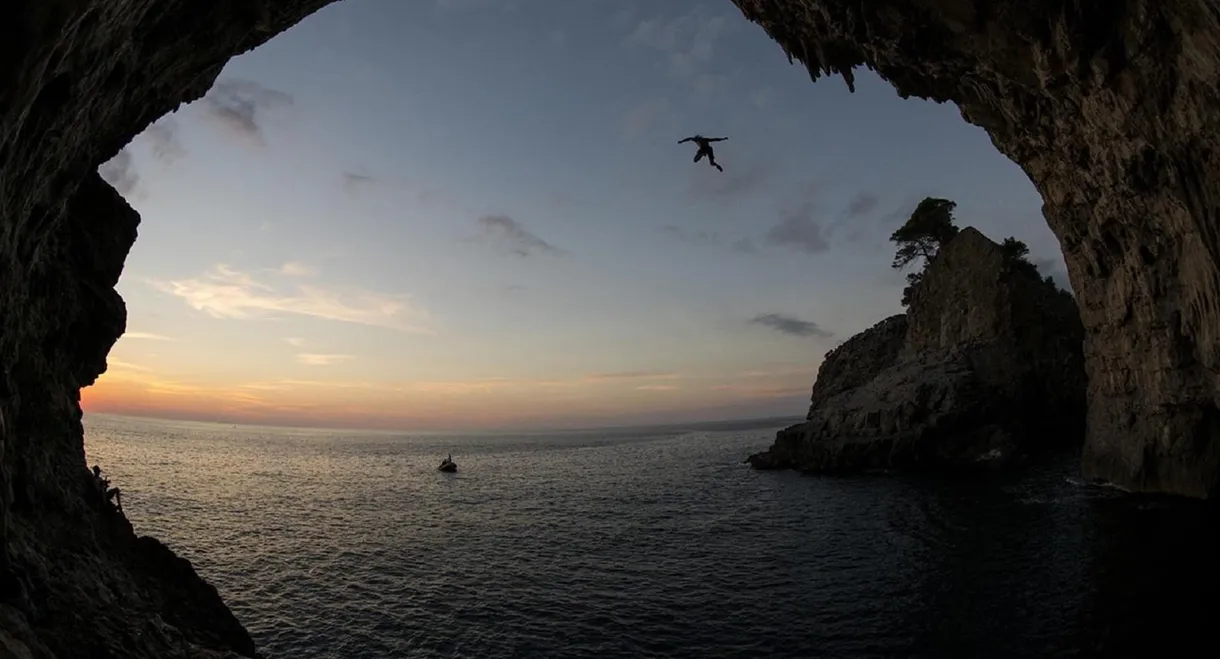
[{"xmin": 81, "ymin": 362, "xmax": 814, "ymax": 431}]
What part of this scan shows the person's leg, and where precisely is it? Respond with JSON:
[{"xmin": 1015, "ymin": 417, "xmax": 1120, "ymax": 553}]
[{"xmin": 694, "ymin": 150, "xmax": 705, "ymax": 162}]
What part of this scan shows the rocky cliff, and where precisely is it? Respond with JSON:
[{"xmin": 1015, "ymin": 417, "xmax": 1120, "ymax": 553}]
[
  {"xmin": 747, "ymin": 228, "xmax": 1086, "ymax": 473},
  {"xmin": 1, "ymin": 0, "xmax": 1219, "ymax": 654},
  {"xmin": 729, "ymin": 0, "xmax": 1220, "ymax": 497},
  {"xmin": 1, "ymin": 1, "xmax": 334, "ymax": 656}
]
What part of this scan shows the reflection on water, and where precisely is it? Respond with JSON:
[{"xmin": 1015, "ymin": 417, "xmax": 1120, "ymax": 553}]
[{"xmin": 84, "ymin": 414, "xmax": 1219, "ymax": 658}]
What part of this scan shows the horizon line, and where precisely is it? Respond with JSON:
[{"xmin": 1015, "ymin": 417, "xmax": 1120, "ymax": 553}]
[{"xmin": 81, "ymin": 410, "xmax": 805, "ymax": 436}]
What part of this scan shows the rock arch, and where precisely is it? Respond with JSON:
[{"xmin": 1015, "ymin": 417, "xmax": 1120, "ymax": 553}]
[{"xmin": 0, "ymin": 0, "xmax": 1218, "ymax": 652}]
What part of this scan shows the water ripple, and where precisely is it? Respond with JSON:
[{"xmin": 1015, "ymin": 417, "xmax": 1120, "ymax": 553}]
[{"xmin": 83, "ymin": 416, "xmax": 1220, "ymax": 658}]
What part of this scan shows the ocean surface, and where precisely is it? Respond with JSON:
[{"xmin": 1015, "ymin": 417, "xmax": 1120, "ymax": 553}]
[{"xmin": 83, "ymin": 414, "xmax": 1218, "ymax": 658}]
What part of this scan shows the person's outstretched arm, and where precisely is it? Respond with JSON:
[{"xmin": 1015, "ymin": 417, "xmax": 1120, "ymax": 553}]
[
  {"xmin": 708, "ymin": 137, "xmax": 727, "ymax": 142},
  {"xmin": 677, "ymin": 137, "xmax": 694, "ymax": 144}
]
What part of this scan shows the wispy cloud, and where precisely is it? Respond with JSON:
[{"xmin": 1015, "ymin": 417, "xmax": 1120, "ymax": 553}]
[
  {"xmin": 341, "ymin": 170, "xmax": 375, "ymax": 193},
  {"xmin": 625, "ymin": 9, "xmax": 732, "ymax": 88},
  {"xmin": 621, "ymin": 96, "xmax": 677, "ymax": 141},
  {"xmin": 686, "ymin": 156, "xmax": 779, "ymax": 198},
  {"xmin": 750, "ymin": 87, "xmax": 773, "ymax": 108},
  {"xmin": 239, "ymin": 378, "xmax": 381, "ymax": 392},
  {"xmin": 144, "ymin": 117, "xmax": 186, "ymax": 163},
  {"xmin": 691, "ymin": 73, "xmax": 730, "ymax": 96},
  {"xmin": 825, "ymin": 191, "xmax": 884, "ymax": 239},
  {"xmin": 296, "ymin": 353, "xmax": 355, "ymax": 366},
  {"xmin": 150, "ymin": 264, "xmax": 434, "ymax": 333},
  {"xmin": 122, "ymin": 332, "xmax": 179, "ymax": 342},
  {"xmin": 874, "ymin": 196, "xmax": 925, "ymax": 230},
  {"xmin": 732, "ymin": 237, "xmax": 759, "ymax": 254},
  {"xmin": 732, "ymin": 365, "xmax": 818, "ymax": 379},
  {"xmin": 661, "ymin": 225, "xmax": 757, "ymax": 255},
  {"xmin": 410, "ymin": 378, "xmax": 515, "ymax": 395},
  {"xmin": 837, "ymin": 194, "xmax": 923, "ymax": 245},
  {"xmin": 845, "ymin": 192, "xmax": 880, "ymax": 219},
  {"xmin": 707, "ymin": 382, "xmax": 810, "ymax": 399},
  {"xmin": 99, "ymin": 149, "xmax": 139, "ymax": 197},
  {"xmin": 765, "ymin": 205, "xmax": 830, "ymax": 255},
  {"xmin": 278, "ymin": 261, "xmax": 316, "ymax": 277},
  {"xmin": 584, "ymin": 371, "xmax": 680, "ymax": 382},
  {"xmin": 636, "ymin": 384, "xmax": 679, "ymax": 391},
  {"xmin": 474, "ymin": 215, "xmax": 564, "ymax": 258},
  {"xmin": 106, "ymin": 358, "xmax": 151, "ymax": 372},
  {"xmin": 201, "ymin": 78, "xmax": 293, "ymax": 145},
  {"xmin": 612, "ymin": 6, "xmax": 637, "ymax": 29},
  {"xmin": 435, "ymin": 0, "xmax": 520, "ymax": 10},
  {"xmin": 662, "ymin": 225, "xmax": 722, "ymax": 248},
  {"xmin": 284, "ymin": 337, "xmax": 308, "ymax": 348},
  {"xmin": 749, "ymin": 313, "xmax": 832, "ymax": 338},
  {"xmin": 100, "ymin": 117, "xmax": 189, "ymax": 196},
  {"xmin": 548, "ymin": 191, "xmax": 579, "ymax": 209}
]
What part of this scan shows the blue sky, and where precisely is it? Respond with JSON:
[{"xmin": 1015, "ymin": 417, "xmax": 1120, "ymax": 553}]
[{"xmin": 87, "ymin": 0, "xmax": 1064, "ymax": 430}]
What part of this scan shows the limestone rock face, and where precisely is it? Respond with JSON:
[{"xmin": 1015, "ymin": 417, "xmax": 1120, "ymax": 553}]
[
  {"xmin": 804, "ymin": 314, "xmax": 908, "ymax": 416},
  {"xmin": 1, "ymin": 1, "xmax": 334, "ymax": 656},
  {"xmin": 747, "ymin": 228, "xmax": 1086, "ymax": 473},
  {"xmin": 729, "ymin": 0, "xmax": 1220, "ymax": 497}
]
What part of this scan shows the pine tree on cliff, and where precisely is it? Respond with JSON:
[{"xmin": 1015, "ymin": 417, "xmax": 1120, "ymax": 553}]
[
  {"xmin": 888, "ymin": 199, "xmax": 1071, "ymax": 305},
  {"xmin": 1000, "ymin": 235, "xmax": 1075, "ymax": 299},
  {"xmin": 890, "ymin": 197, "xmax": 961, "ymax": 306},
  {"xmin": 1000, "ymin": 236, "xmax": 1040, "ymax": 278}
]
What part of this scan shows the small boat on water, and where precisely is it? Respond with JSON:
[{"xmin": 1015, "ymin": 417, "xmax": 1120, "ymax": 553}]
[{"xmin": 438, "ymin": 454, "xmax": 457, "ymax": 472}]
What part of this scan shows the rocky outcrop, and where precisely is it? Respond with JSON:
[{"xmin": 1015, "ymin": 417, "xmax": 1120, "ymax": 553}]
[
  {"xmin": 803, "ymin": 314, "xmax": 909, "ymax": 412},
  {"xmin": 747, "ymin": 228, "xmax": 1086, "ymax": 473},
  {"xmin": 1, "ymin": 1, "xmax": 333, "ymax": 656},
  {"xmin": 729, "ymin": 0, "xmax": 1220, "ymax": 496}
]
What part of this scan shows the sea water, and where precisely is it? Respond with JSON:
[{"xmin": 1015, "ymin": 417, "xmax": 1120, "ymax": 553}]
[{"xmin": 83, "ymin": 414, "xmax": 1219, "ymax": 658}]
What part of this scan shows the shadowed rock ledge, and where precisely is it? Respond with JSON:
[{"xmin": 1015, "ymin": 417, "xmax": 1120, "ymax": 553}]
[
  {"xmin": 747, "ymin": 228, "xmax": 1086, "ymax": 473},
  {"xmin": 729, "ymin": 0, "xmax": 1220, "ymax": 497}
]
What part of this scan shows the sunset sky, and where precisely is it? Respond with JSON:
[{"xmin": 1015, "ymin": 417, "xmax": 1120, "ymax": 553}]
[{"xmin": 85, "ymin": 0, "xmax": 1064, "ymax": 431}]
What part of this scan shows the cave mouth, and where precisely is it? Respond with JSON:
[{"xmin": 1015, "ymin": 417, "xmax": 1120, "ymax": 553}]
[
  {"xmin": 84, "ymin": 0, "xmax": 1065, "ymax": 437},
  {"xmin": 2, "ymin": 0, "xmax": 1220, "ymax": 657},
  {"xmin": 6, "ymin": 0, "xmax": 1214, "ymax": 520}
]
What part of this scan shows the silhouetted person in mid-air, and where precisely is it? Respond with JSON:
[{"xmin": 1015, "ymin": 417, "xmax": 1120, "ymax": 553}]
[{"xmin": 678, "ymin": 135, "xmax": 727, "ymax": 172}]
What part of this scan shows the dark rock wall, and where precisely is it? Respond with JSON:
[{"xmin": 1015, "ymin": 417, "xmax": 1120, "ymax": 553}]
[
  {"xmin": 731, "ymin": 0, "xmax": 1220, "ymax": 498},
  {"xmin": 1, "ymin": 1, "xmax": 336, "ymax": 656},
  {"xmin": 904, "ymin": 228, "xmax": 1086, "ymax": 410},
  {"xmin": 805, "ymin": 314, "xmax": 908, "ymax": 417}
]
